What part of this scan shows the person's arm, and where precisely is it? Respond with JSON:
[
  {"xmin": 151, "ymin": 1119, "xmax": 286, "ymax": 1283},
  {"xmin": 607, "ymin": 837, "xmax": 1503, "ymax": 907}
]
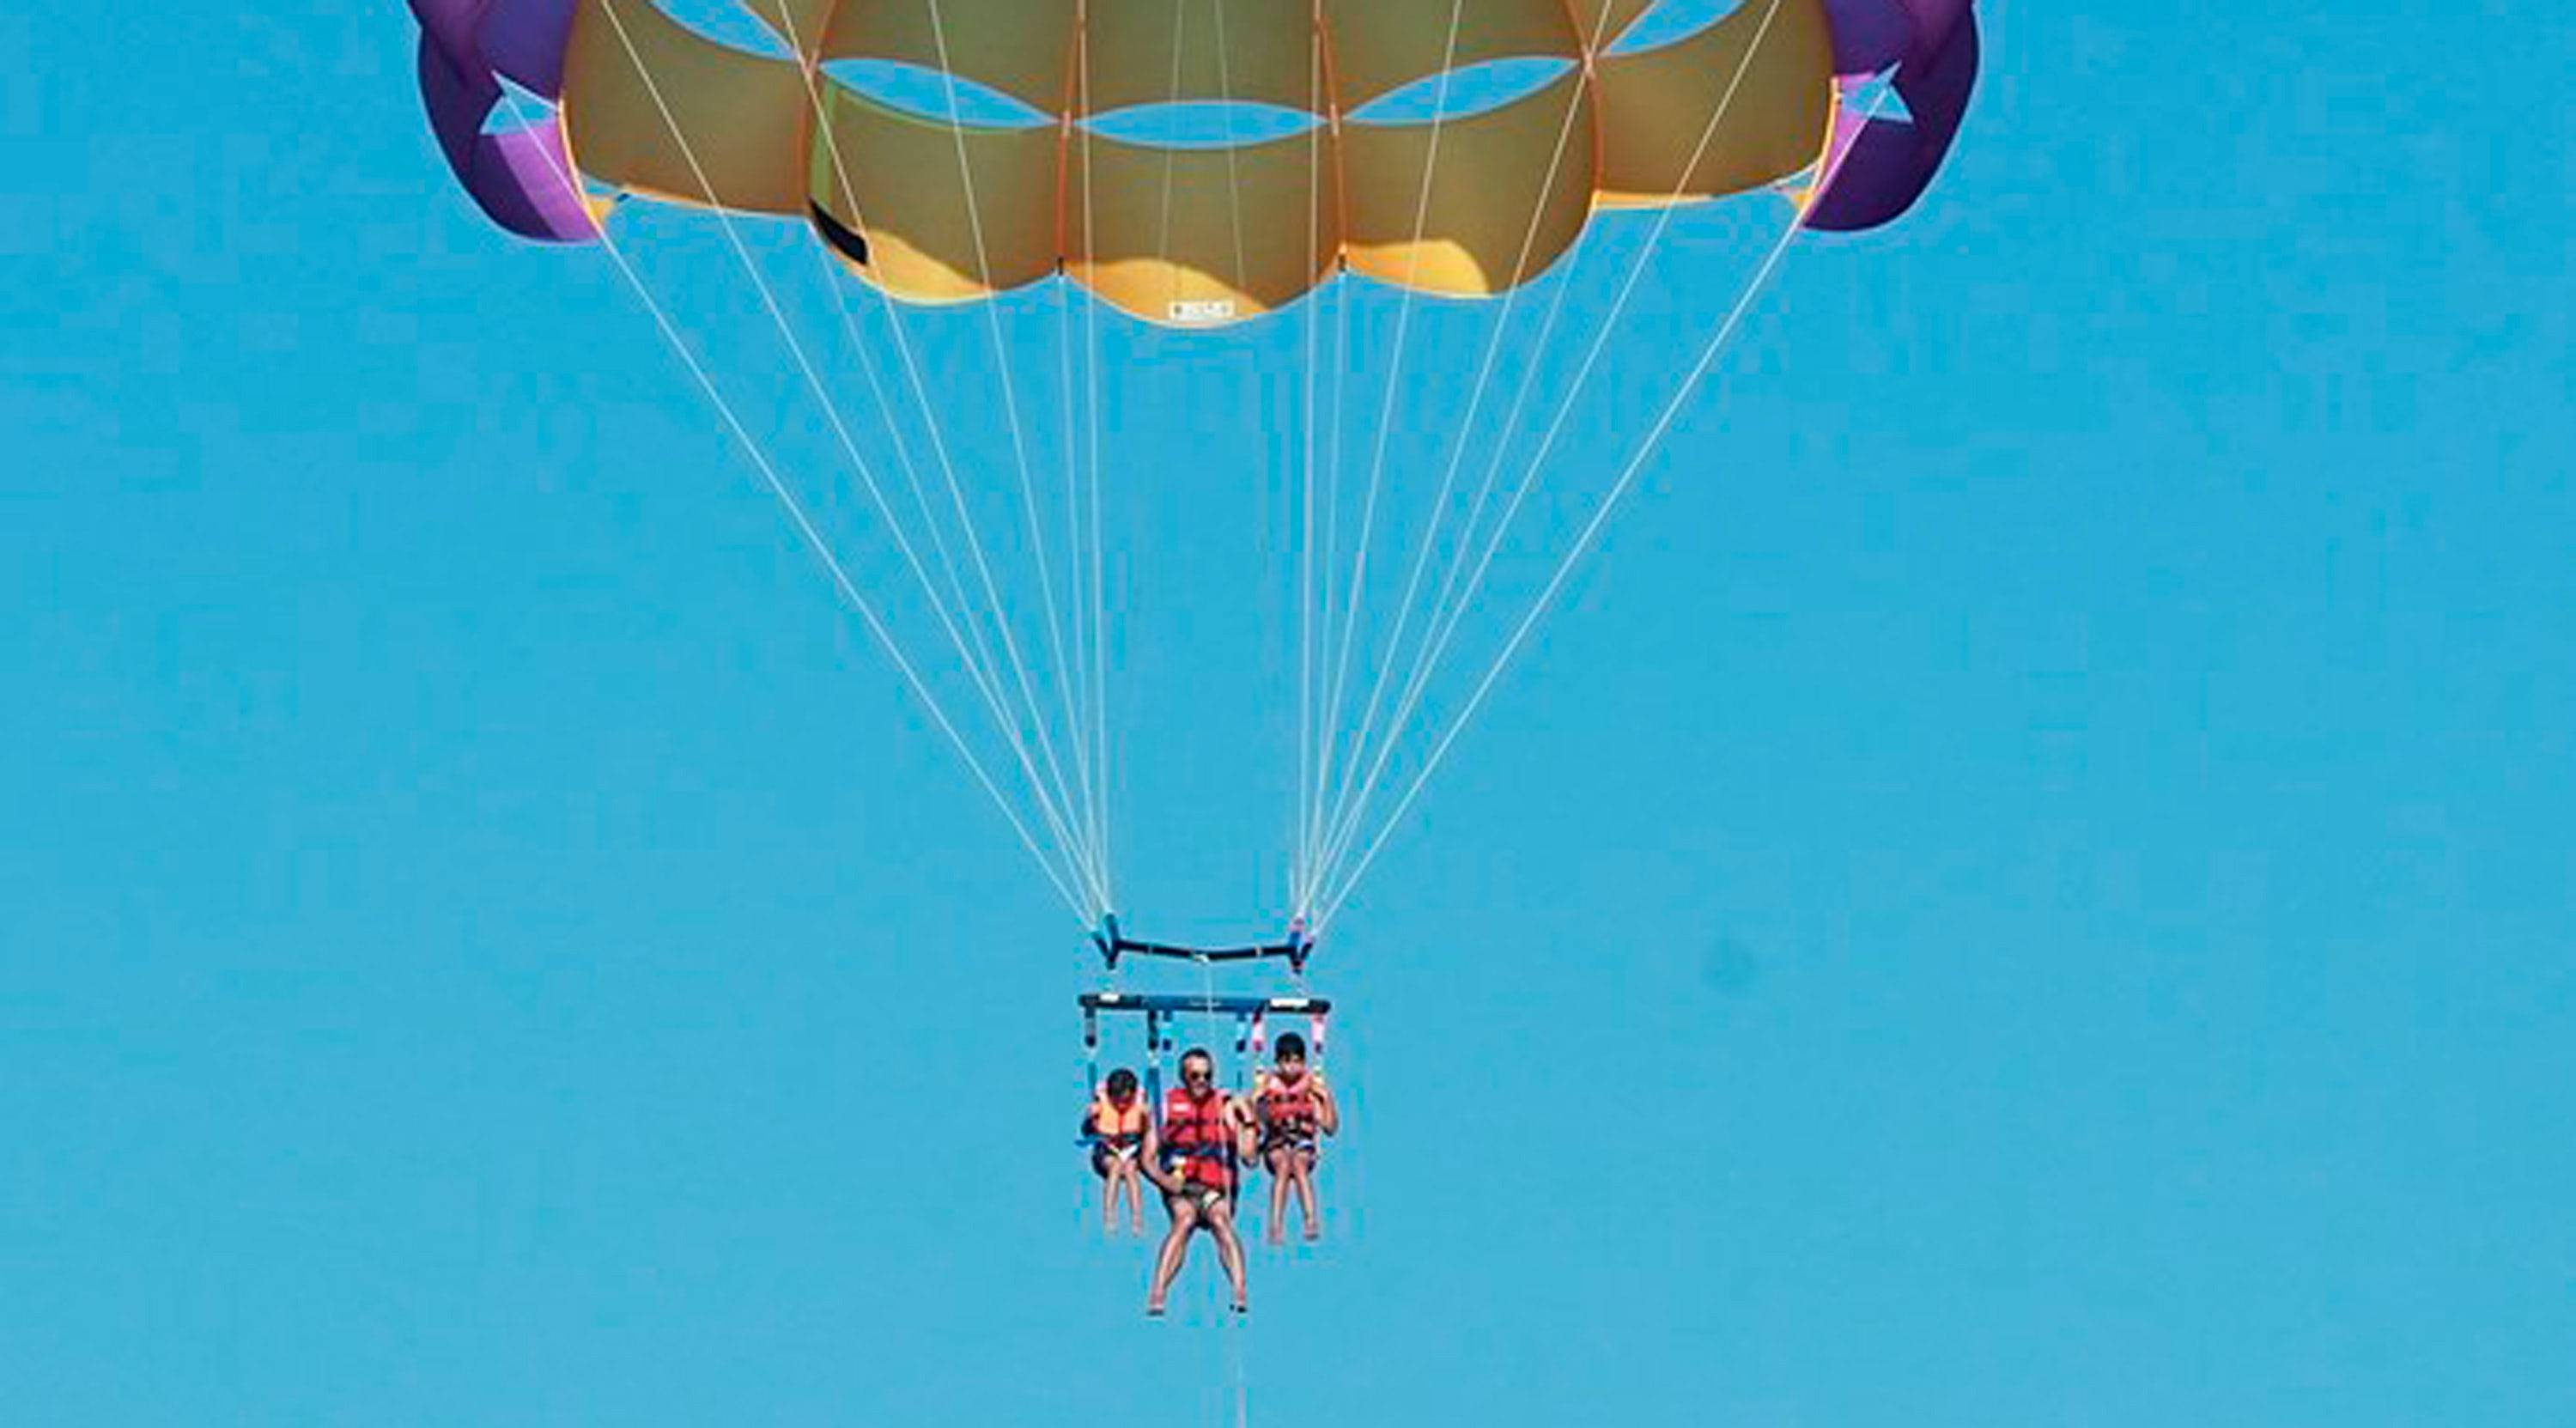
[
  {"xmin": 1313, "ymin": 1075, "xmax": 1340, "ymax": 1137},
  {"xmin": 1139, "ymin": 1120, "xmax": 1181, "ymax": 1195},
  {"xmin": 1230, "ymin": 1096, "xmax": 1260, "ymax": 1161}
]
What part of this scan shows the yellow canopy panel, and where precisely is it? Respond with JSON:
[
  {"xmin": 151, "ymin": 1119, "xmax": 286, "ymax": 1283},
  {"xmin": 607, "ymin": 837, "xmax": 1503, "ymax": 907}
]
[{"xmin": 557, "ymin": 0, "xmax": 1832, "ymax": 326}]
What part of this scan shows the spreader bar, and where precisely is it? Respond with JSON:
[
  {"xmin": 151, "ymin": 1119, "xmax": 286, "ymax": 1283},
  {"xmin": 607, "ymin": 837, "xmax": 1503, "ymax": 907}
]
[{"xmin": 1090, "ymin": 914, "xmax": 1315, "ymax": 974}]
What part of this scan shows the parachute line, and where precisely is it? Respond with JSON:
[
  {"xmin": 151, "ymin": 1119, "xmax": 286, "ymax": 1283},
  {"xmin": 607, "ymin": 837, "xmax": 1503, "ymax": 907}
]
[
  {"xmin": 1078, "ymin": 7, "xmax": 1117, "ymax": 910},
  {"xmin": 1308, "ymin": 0, "xmax": 1803, "ymax": 911},
  {"xmin": 1304, "ymin": 0, "xmax": 1473, "ymax": 904},
  {"xmin": 796, "ymin": 100, "xmax": 1099, "ymax": 910},
  {"xmin": 1211, "ymin": 0, "xmax": 1255, "ymax": 306},
  {"xmin": 1054, "ymin": 250, "xmax": 1099, "ymax": 912},
  {"xmin": 1315, "ymin": 197, "xmax": 1812, "ymax": 929},
  {"xmin": 575, "ymin": 5, "xmax": 1113, "ymax": 913},
  {"xmin": 1309, "ymin": 263, "xmax": 1355, "ymax": 901},
  {"xmin": 1313, "ymin": 53, "xmax": 1895, "ymax": 930},
  {"xmin": 1292, "ymin": 0, "xmax": 1624, "ymax": 915},
  {"xmin": 634, "ymin": 0, "xmax": 1108, "ymax": 907},
  {"xmin": 922, "ymin": 0, "xmax": 1112, "ymax": 906},
  {"xmin": 1153, "ymin": 0, "xmax": 1190, "ymax": 312},
  {"xmin": 782, "ymin": 6, "xmax": 1108, "ymax": 909},
  {"xmin": 1292, "ymin": 1, "xmax": 1327, "ymax": 912},
  {"xmin": 799, "ymin": 1, "xmax": 1118, "ymax": 908},
  {"xmin": 491, "ymin": 89, "xmax": 1097, "ymax": 922},
  {"xmin": 600, "ymin": 9, "xmax": 1116, "ymax": 902},
  {"xmin": 1309, "ymin": 0, "xmax": 1793, "ymax": 886},
  {"xmin": 495, "ymin": 0, "xmax": 1919, "ymax": 937},
  {"xmin": 1319, "ymin": 206, "xmax": 1803, "ymax": 927}
]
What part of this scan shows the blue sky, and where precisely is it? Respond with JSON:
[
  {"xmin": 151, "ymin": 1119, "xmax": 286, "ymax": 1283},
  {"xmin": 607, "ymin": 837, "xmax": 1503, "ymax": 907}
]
[{"xmin": 4, "ymin": 3, "xmax": 2573, "ymax": 1425}]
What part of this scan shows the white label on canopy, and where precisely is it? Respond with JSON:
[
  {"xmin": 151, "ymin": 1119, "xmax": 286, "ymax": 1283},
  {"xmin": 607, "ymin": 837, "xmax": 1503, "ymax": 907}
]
[{"xmin": 1168, "ymin": 299, "xmax": 1236, "ymax": 324}]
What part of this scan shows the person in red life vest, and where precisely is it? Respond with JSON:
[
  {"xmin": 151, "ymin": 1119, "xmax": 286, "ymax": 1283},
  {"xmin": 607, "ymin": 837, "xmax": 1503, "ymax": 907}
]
[
  {"xmin": 1083, "ymin": 1066, "xmax": 1149, "ymax": 1236},
  {"xmin": 1253, "ymin": 1031, "xmax": 1339, "ymax": 1244},
  {"xmin": 1139, "ymin": 1047, "xmax": 1255, "ymax": 1316}
]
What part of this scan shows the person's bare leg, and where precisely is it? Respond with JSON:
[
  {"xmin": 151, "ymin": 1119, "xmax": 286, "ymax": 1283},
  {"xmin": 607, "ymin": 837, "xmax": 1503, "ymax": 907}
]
[
  {"xmin": 1290, "ymin": 1152, "xmax": 1321, "ymax": 1241},
  {"xmin": 1203, "ymin": 1196, "xmax": 1250, "ymax": 1313},
  {"xmin": 1099, "ymin": 1162, "xmax": 1118, "ymax": 1235},
  {"xmin": 1264, "ymin": 1151, "xmax": 1292, "ymax": 1245},
  {"xmin": 1146, "ymin": 1194, "xmax": 1200, "ymax": 1315},
  {"xmin": 1121, "ymin": 1161, "xmax": 1145, "ymax": 1233}
]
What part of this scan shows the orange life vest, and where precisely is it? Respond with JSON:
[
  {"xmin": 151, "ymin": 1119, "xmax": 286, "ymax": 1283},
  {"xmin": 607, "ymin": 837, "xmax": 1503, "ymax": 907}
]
[{"xmin": 1089, "ymin": 1093, "xmax": 1147, "ymax": 1148}]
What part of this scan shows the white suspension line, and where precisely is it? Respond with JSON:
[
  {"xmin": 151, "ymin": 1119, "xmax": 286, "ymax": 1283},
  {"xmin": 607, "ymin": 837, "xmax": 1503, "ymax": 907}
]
[
  {"xmin": 784, "ymin": 223, "xmax": 1100, "ymax": 903},
  {"xmin": 801, "ymin": 258, "xmax": 1116, "ymax": 909},
  {"xmin": 881, "ymin": 305, "xmax": 1103, "ymax": 902},
  {"xmin": 1305, "ymin": 220, "xmax": 1611, "ymax": 896},
  {"xmin": 1293, "ymin": 0, "xmax": 1327, "ymax": 911},
  {"xmin": 1206, "ymin": 0, "xmax": 1282, "ymax": 917},
  {"xmin": 1050, "ymin": 278, "xmax": 1099, "ymax": 903},
  {"xmin": 781, "ymin": 46, "xmax": 1078, "ymax": 884},
  {"xmin": 1315, "ymin": 195, "xmax": 1817, "ymax": 931},
  {"xmin": 1305, "ymin": 0, "xmax": 1471, "ymax": 892},
  {"xmin": 1314, "ymin": 66, "xmax": 1893, "ymax": 927},
  {"xmin": 806, "ymin": 270, "xmax": 1005, "ymax": 702},
  {"xmin": 1307, "ymin": 0, "xmax": 1798, "ymax": 895},
  {"xmin": 1303, "ymin": 15, "xmax": 1361, "ymax": 884},
  {"xmin": 1048, "ymin": 147, "xmax": 1097, "ymax": 913},
  {"xmin": 1297, "ymin": 12, "xmax": 1612, "ymax": 912},
  {"xmin": 494, "ymin": 89, "xmax": 1097, "ymax": 922},
  {"xmin": 1077, "ymin": 4, "xmax": 1116, "ymax": 912},
  {"xmin": 1336, "ymin": 194, "xmax": 1632, "ymax": 878},
  {"xmin": 586, "ymin": 0, "xmax": 1109, "ymax": 910},
  {"xmin": 585, "ymin": 3, "xmax": 1108, "ymax": 902},
  {"xmin": 1303, "ymin": 263, "xmax": 1354, "ymax": 894},
  {"xmin": 794, "ymin": 97, "xmax": 1107, "ymax": 908},
  {"xmin": 1153, "ymin": 0, "xmax": 1191, "ymax": 308},
  {"xmin": 866, "ymin": 273, "xmax": 1107, "ymax": 902},
  {"xmin": 922, "ymin": 0, "xmax": 1109, "ymax": 902},
  {"xmin": 1211, "ymin": 0, "xmax": 1253, "ymax": 302}
]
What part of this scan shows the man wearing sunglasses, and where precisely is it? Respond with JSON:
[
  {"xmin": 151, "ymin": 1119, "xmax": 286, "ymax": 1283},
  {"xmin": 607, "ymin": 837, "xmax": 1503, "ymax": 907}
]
[{"xmin": 1140, "ymin": 1048, "xmax": 1255, "ymax": 1316}]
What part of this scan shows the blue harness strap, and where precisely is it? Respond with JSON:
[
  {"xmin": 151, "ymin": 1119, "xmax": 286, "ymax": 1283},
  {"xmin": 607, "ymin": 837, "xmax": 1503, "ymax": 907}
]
[
  {"xmin": 1082, "ymin": 1006, "xmax": 1101, "ymax": 1099},
  {"xmin": 1142, "ymin": 1009, "xmax": 1168, "ymax": 1127}
]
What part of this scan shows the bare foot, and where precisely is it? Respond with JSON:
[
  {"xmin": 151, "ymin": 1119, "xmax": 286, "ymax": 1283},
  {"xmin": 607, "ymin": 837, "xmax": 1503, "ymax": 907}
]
[{"xmin": 1303, "ymin": 1222, "xmax": 1321, "ymax": 1243}]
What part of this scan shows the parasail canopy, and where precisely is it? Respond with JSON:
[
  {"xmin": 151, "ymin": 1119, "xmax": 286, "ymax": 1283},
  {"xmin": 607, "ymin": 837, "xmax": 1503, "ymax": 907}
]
[
  {"xmin": 412, "ymin": 0, "xmax": 1978, "ymax": 325},
  {"xmin": 402, "ymin": 0, "xmax": 1984, "ymax": 937}
]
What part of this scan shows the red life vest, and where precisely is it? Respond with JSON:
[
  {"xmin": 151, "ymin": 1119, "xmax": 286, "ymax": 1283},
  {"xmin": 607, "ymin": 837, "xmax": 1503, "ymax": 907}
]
[
  {"xmin": 1159, "ymin": 1084, "xmax": 1237, "ymax": 1192},
  {"xmin": 1255, "ymin": 1071, "xmax": 1320, "ymax": 1147}
]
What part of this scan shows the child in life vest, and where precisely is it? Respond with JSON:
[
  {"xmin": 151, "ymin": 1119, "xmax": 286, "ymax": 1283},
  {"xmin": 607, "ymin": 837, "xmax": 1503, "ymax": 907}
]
[
  {"xmin": 1254, "ymin": 1031, "xmax": 1339, "ymax": 1244},
  {"xmin": 1083, "ymin": 1067, "xmax": 1149, "ymax": 1235}
]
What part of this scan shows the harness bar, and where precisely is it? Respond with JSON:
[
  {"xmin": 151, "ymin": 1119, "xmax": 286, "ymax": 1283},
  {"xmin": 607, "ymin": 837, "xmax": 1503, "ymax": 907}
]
[
  {"xmin": 1078, "ymin": 992, "xmax": 1334, "ymax": 1018},
  {"xmin": 1091, "ymin": 914, "xmax": 1315, "ymax": 975}
]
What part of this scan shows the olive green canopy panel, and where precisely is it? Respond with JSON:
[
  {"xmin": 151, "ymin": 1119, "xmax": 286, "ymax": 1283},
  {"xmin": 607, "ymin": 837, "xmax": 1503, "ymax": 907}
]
[{"xmin": 553, "ymin": 0, "xmax": 1834, "ymax": 327}]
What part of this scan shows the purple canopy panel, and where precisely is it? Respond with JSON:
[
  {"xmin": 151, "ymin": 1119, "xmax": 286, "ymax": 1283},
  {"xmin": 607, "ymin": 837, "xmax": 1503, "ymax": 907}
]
[
  {"xmin": 409, "ymin": 0, "xmax": 597, "ymax": 241},
  {"xmin": 1823, "ymin": 0, "xmax": 1976, "ymax": 76},
  {"xmin": 478, "ymin": 0, "xmax": 580, "ymax": 98},
  {"xmin": 407, "ymin": 0, "xmax": 488, "ymax": 73},
  {"xmin": 1821, "ymin": 0, "xmax": 1915, "ymax": 75},
  {"xmin": 1802, "ymin": 4, "xmax": 1979, "ymax": 232}
]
